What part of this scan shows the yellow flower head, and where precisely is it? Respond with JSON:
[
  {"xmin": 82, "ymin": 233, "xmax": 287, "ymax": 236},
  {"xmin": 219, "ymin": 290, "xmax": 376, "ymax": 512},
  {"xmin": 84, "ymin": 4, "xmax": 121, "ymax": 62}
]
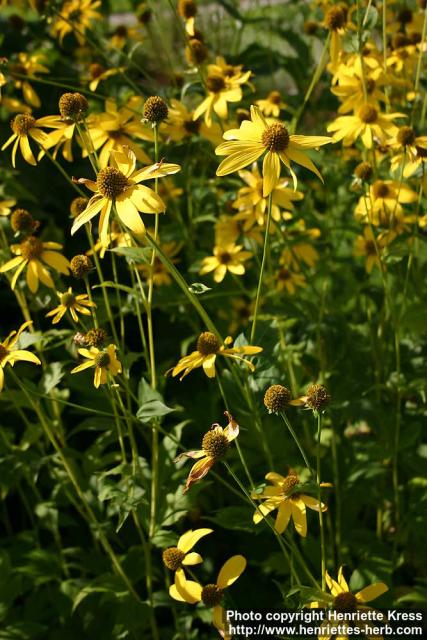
[
  {"xmin": 252, "ymin": 470, "xmax": 327, "ymax": 537},
  {"xmin": 85, "ymin": 98, "xmax": 153, "ymax": 167},
  {"xmin": 216, "ymin": 105, "xmax": 332, "ymax": 194},
  {"xmin": 8, "ymin": 52, "xmax": 49, "ymax": 108},
  {"xmin": 0, "ymin": 321, "xmax": 41, "ymax": 392},
  {"xmin": 171, "ymin": 331, "xmax": 262, "ymax": 380},
  {"xmin": 174, "ymin": 411, "xmax": 239, "ymax": 493},
  {"xmin": 193, "ymin": 60, "xmax": 251, "ymax": 127},
  {"xmin": 71, "ymin": 146, "xmax": 180, "ymax": 249},
  {"xmin": 327, "ymin": 103, "xmax": 405, "ymax": 148},
  {"xmin": 45, "ymin": 287, "xmax": 96, "ymax": 324},
  {"xmin": 353, "ymin": 227, "xmax": 387, "ymax": 274},
  {"xmin": 200, "ymin": 243, "xmax": 252, "ymax": 283},
  {"xmin": 0, "ymin": 236, "xmax": 70, "ymax": 293},
  {"xmin": 162, "ymin": 528, "xmax": 212, "ymax": 574},
  {"xmin": 233, "ymin": 164, "xmax": 303, "ymax": 231},
  {"xmin": 170, "ymin": 554, "xmax": 246, "ymax": 639},
  {"xmin": 275, "ymin": 266, "xmax": 306, "ymax": 295},
  {"xmin": 256, "ymin": 90, "xmax": 287, "ymax": 118},
  {"xmin": 50, "ymin": 0, "xmax": 101, "ymax": 44},
  {"xmin": 71, "ymin": 344, "xmax": 122, "ymax": 388},
  {"xmin": 1, "ymin": 114, "xmax": 56, "ymax": 167},
  {"xmin": 308, "ymin": 567, "xmax": 388, "ymax": 638}
]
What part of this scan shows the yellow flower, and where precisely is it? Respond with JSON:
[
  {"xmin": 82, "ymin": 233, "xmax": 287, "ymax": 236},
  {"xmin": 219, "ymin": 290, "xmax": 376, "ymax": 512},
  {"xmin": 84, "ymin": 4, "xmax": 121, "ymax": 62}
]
[
  {"xmin": 200, "ymin": 243, "xmax": 252, "ymax": 283},
  {"xmin": 71, "ymin": 344, "xmax": 122, "ymax": 388},
  {"xmin": 71, "ymin": 146, "xmax": 180, "ymax": 248},
  {"xmin": 193, "ymin": 61, "xmax": 251, "ymax": 127},
  {"xmin": 178, "ymin": 0, "xmax": 197, "ymax": 35},
  {"xmin": 308, "ymin": 567, "xmax": 388, "ymax": 639},
  {"xmin": 388, "ymin": 128, "xmax": 427, "ymax": 176},
  {"xmin": 324, "ymin": 5, "xmax": 349, "ymax": 71},
  {"xmin": 252, "ymin": 470, "xmax": 327, "ymax": 537},
  {"xmin": 387, "ymin": 43, "xmax": 418, "ymax": 74},
  {"xmin": 170, "ymin": 554, "xmax": 246, "ymax": 639},
  {"xmin": 1, "ymin": 114, "xmax": 57, "ymax": 167},
  {"xmin": 275, "ymin": 267, "xmax": 306, "ymax": 295},
  {"xmin": 51, "ymin": 0, "xmax": 101, "ymax": 44},
  {"xmin": 161, "ymin": 99, "xmax": 223, "ymax": 145},
  {"xmin": 8, "ymin": 53, "xmax": 49, "ymax": 108},
  {"xmin": 0, "ymin": 236, "xmax": 70, "ymax": 293},
  {"xmin": 45, "ymin": 287, "xmax": 96, "ymax": 324},
  {"xmin": 85, "ymin": 98, "xmax": 153, "ymax": 167},
  {"xmin": 353, "ymin": 226, "xmax": 388, "ymax": 274},
  {"xmin": 171, "ymin": 331, "xmax": 262, "ymax": 380},
  {"xmin": 0, "ymin": 199, "xmax": 16, "ymax": 217},
  {"xmin": 174, "ymin": 412, "xmax": 239, "ymax": 492},
  {"xmin": 256, "ymin": 90, "xmax": 288, "ymax": 117},
  {"xmin": 162, "ymin": 528, "xmax": 213, "ymax": 575},
  {"xmin": 355, "ymin": 179, "xmax": 418, "ymax": 225},
  {"xmin": 331, "ymin": 66, "xmax": 387, "ymax": 114},
  {"xmin": 232, "ymin": 164, "xmax": 303, "ymax": 230},
  {"xmin": 327, "ymin": 103, "xmax": 405, "ymax": 148},
  {"xmin": 216, "ymin": 105, "xmax": 332, "ymax": 194},
  {"xmin": 280, "ymin": 241, "xmax": 320, "ymax": 270},
  {"xmin": 0, "ymin": 321, "xmax": 41, "ymax": 392},
  {"xmin": 86, "ymin": 63, "xmax": 123, "ymax": 92}
]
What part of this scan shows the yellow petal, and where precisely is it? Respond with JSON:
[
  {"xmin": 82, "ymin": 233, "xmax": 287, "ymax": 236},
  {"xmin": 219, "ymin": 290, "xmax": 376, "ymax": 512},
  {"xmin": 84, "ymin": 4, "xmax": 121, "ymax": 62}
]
[{"xmin": 216, "ymin": 555, "xmax": 246, "ymax": 589}]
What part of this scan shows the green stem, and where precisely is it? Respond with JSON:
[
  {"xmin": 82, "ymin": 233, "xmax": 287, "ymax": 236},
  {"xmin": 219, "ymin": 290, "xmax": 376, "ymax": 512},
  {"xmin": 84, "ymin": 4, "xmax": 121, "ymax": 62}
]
[
  {"xmin": 316, "ymin": 412, "xmax": 326, "ymax": 590},
  {"xmin": 250, "ymin": 192, "xmax": 272, "ymax": 343},
  {"xmin": 280, "ymin": 412, "xmax": 313, "ymax": 473}
]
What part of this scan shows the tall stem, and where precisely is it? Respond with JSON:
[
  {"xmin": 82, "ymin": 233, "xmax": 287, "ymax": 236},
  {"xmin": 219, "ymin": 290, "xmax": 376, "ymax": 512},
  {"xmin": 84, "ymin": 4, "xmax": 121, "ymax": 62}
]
[
  {"xmin": 251, "ymin": 192, "xmax": 272, "ymax": 343},
  {"xmin": 316, "ymin": 412, "xmax": 326, "ymax": 590}
]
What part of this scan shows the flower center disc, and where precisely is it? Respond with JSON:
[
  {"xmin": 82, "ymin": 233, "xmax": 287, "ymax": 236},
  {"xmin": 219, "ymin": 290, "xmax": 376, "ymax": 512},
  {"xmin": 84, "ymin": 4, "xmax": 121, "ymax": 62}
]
[
  {"xmin": 162, "ymin": 547, "xmax": 185, "ymax": 571},
  {"xmin": 269, "ymin": 91, "xmax": 282, "ymax": 105},
  {"xmin": 282, "ymin": 474, "xmax": 299, "ymax": 496},
  {"xmin": 96, "ymin": 167, "xmax": 129, "ymax": 199},
  {"xmin": 206, "ymin": 73, "xmax": 226, "ymax": 93},
  {"xmin": 262, "ymin": 124, "xmax": 290, "ymax": 152},
  {"xmin": 12, "ymin": 114, "xmax": 35, "ymax": 136},
  {"xmin": 20, "ymin": 236, "xmax": 43, "ymax": 260},
  {"xmin": 397, "ymin": 126, "xmax": 416, "ymax": 147},
  {"xmin": 372, "ymin": 181, "xmax": 390, "ymax": 199},
  {"xmin": 94, "ymin": 351, "xmax": 111, "ymax": 368},
  {"xmin": 325, "ymin": 6, "xmax": 346, "ymax": 31},
  {"xmin": 201, "ymin": 583, "xmax": 223, "ymax": 607},
  {"xmin": 333, "ymin": 591, "xmax": 358, "ymax": 613},
  {"xmin": 197, "ymin": 331, "xmax": 221, "ymax": 356},
  {"xmin": 359, "ymin": 104, "xmax": 378, "ymax": 124},
  {"xmin": 202, "ymin": 431, "xmax": 229, "ymax": 459},
  {"xmin": 60, "ymin": 292, "xmax": 76, "ymax": 307},
  {"xmin": 0, "ymin": 344, "xmax": 9, "ymax": 363}
]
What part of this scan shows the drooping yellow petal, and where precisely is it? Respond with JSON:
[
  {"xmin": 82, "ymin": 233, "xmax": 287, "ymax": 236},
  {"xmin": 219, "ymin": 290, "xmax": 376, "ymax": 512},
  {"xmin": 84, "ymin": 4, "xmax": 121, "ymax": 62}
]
[
  {"xmin": 355, "ymin": 583, "xmax": 388, "ymax": 603},
  {"xmin": 178, "ymin": 528, "xmax": 213, "ymax": 554},
  {"xmin": 262, "ymin": 150, "xmax": 281, "ymax": 196},
  {"xmin": 216, "ymin": 555, "xmax": 246, "ymax": 590}
]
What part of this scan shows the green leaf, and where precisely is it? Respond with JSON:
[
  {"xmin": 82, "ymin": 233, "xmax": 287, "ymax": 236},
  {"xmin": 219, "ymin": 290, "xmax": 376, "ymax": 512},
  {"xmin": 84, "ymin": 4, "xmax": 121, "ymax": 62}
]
[
  {"xmin": 39, "ymin": 362, "xmax": 64, "ymax": 394},
  {"xmin": 110, "ymin": 246, "xmax": 152, "ymax": 262},
  {"xmin": 72, "ymin": 575, "xmax": 127, "ymax": 612},
  {"xmin": 137, "ymin": 399, "xmax": 176, "ymax": 421}
]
